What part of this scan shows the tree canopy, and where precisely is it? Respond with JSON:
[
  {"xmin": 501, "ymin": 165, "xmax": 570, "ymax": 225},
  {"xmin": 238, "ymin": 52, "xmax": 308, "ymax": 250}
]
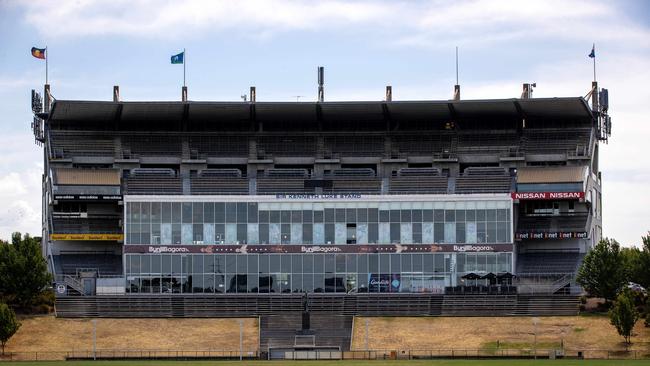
[
  {"xmin": 609, "ymin": 290, "xmax": 639, "ymax": 346},
  {"xmin": 0, "ymin": 302, "xmax": 20, "ymax": 355},
  {"xmin": 576, "ymin": 238, "xmax": 626, "ymax": 302},
  {"xmin": 0, "ymin": 233, "xmax": 52, "ymax": 308}
]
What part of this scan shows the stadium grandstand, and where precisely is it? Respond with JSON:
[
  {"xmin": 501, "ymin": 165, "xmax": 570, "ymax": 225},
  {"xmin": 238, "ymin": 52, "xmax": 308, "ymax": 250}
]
[{"xmin": 30, "ymin": 74, "xmax": 612, "ymax": 358}]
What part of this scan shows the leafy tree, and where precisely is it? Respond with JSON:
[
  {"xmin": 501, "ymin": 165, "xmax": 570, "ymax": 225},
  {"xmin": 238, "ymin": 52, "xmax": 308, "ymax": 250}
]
[
  {"xmin": 0, "ymin": 233, "xmax": 51, "ymax": 308},
  {"xmin": 609, "ymin": 291, "xmax": 639, "ymax": 346},
  {"xmin": 576, "ymin": 238, "xmax": 626, "ymax": 303},
  {"xmin": 0, "ymin": 302, "xmax": 20, "ymax": 355},
  {"xmin": 634, "ymin": 234, "xmax": 650, "ymax": 289}
]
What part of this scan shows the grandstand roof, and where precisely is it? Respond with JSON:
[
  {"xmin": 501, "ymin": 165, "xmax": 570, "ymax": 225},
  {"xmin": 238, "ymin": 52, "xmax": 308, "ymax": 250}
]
[{"xmin": 47, "ymin": 97, "xmax": 593, "ymax": 123}]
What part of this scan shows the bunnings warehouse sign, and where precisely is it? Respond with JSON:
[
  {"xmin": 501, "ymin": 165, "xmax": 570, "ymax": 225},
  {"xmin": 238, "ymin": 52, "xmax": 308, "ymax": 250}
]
[
  {"xmin": 511, "ymin": 192, "xmax": 584, "ymax": 200},
  {"xmin": 50, "ymin": 233, "xmax": 124, "ymax": 241}
]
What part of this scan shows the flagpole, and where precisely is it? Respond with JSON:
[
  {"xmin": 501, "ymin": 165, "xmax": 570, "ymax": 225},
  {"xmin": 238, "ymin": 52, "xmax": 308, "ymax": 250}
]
[
  {"xmin": 45, "ymin": 46, "xmax": 48, "ymax": 85},
  {"xmin": 592, "ymin": 43, "xmax": 596, "ymax": 82},
  {"xmin": 183, "ymin": 48, "xmax": 186, "ymax": 87}
]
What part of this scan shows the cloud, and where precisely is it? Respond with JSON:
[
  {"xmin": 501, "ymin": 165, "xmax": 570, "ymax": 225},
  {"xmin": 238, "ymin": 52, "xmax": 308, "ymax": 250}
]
[{"xmin": 16, "ymin": 0, "xmax": 650, "ymax": 49}]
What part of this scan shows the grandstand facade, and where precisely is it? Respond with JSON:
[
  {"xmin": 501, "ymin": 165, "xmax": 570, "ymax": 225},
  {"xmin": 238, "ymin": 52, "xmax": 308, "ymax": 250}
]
[{"xmin": 32, "ymin": 83, "xmax": 611, "ymax": 309}]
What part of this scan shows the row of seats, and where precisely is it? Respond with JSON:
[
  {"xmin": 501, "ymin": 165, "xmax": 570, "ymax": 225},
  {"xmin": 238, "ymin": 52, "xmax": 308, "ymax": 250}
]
[
  {"xmin": 517, "ymin": 215, "xmax": 588, "ymax": 232},
  {"xmin": 49, "ymin": 129, "xmax": 591, "ymax": 159},
  {"xmin": 516, "ymin": 252, "xmax": 582, "ymax": 274},
  {"xmin": 53, "ymin": 254, "xmax": 123, "ymax": 276},
  {"xmin": 52, "ymin": 217, "xmax": 121, "ymax": 234}
]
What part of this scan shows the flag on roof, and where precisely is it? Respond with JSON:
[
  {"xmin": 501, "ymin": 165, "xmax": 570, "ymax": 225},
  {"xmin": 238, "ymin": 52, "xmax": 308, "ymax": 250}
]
[
  {"xmin": 31, "ymin": 47, "xmax": 46, "ymax": 59},
  {"xmin": 171, "ymin": 51, "xmax": 184, "ymax": 64},
  {"xmin": 588, "ymin": 45, "xmax": 595, "ymax": 58}
]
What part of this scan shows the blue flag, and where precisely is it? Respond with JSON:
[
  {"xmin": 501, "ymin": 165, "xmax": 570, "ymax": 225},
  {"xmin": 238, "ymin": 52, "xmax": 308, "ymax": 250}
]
[
  {"xmin": 171, "ymin": 51, "xmax": 184, "ymax": 64},
  {"xmin": 588, "ymin": 45, "xmax": 595, "ymax": 58}
]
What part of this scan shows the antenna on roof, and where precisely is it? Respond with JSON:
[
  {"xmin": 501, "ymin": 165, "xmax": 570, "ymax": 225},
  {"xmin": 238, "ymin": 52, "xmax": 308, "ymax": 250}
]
[
  {"xmin": 250, "ymin": 86, "xmax": 256, "ymax": 103},
  {"xmin": 113, "ymin": 86, "xmax": 120, "ymax": 102},
  {"xmin": 453, "ymin": 47, "xmax": 460, "ymax": 101},
  {"xmin": 317, "ymin": 66, "xmax": 324, "ymax": 102},
  {"xmin": 385, "ymin": 86, "xmax": 392, "ymax": 102}
]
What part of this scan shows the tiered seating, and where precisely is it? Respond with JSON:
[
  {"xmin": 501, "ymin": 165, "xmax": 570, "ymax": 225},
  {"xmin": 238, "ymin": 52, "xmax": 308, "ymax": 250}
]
[
  {"xmin": 517, "ymin": 215, "xmax": 588, "ymax": 232},
  {"xmin": 455, "ymin": 167, "xmax": 511, "ymax": 194},
  {"xmin": 389, "ymin": 168, "xmax": 448, "ymax": 194},
  {"xmin": 124, "ymin": 168, "xmax": 182, "ymax": 195},
  {"xmin": 514, "ymin": 295, "xmax": 580, "ymax": 315},
  {"xmin": 523, "ymin": 127, "xmax": 591, "ymax": 155},
  {"xmin": 52, "ymin": 217, "xmax": 121, "ymax": 234},
  {"xmin": 121, "ymin": 135, "xmax": 182, "ymax": 157},
  {"xmin": 323, "ymin": 169, "xmax": 381, "ymax": 194},
  {"xmin": 324, "ymin": 136, "xmax": 384, "ymax": 157},
  {"xmin": 54, "ymin": 253, "xmax": 123, "ymax": 276},
  {"xmin": 516, "ymin": 252, "xmax": 582, "ymax": 274},
  {"xmin": 392, "ymin": 134, "xmax": 455, "ymax": 157},
  {"xmin": 457, "ymin": 131, "xmax": 519, "ymax": 155},
  {"xmin": 50, "ymin": 131, "xmax": 115, "ymax": 158},
  {"xmin": 190, "ymin": 169, "xmax": 248, "ymax": 195},
  {"xmin": 257, "ymin": 169, "xmax": 314, "ymax": 195},
  {"xmin": 189, "ymin": 135, "xmax": 249, "ymax": 157},
  {"xmin": 441, "ymin": 295, "xmax": 518, "ymax": 316},
  {"xmin": 257, "ymin": 136, "xmax": 316, "ymax": 157}
]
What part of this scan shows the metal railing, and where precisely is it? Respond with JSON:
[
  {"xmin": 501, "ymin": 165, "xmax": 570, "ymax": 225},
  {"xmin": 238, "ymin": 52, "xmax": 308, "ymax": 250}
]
[{"xmin": 1, "ymin": 348, "xmax": 648, "ymax": 361}]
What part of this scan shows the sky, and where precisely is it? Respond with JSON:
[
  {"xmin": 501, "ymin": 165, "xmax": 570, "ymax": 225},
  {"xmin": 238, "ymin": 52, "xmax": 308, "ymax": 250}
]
[{"xmin": 0, "ymin": 0, "xmax": 648, "ymax": 246}]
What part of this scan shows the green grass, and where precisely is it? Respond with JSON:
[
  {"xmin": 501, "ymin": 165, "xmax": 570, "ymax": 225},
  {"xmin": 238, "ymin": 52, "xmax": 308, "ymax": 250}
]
[{"xmin": 2, "ymin": 360, "xmax": 650, "ymax": 366}]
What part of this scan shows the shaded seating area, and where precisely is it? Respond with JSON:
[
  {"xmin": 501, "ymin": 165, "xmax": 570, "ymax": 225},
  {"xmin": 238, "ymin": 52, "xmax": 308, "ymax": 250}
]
[
  {"xmin": 522, "ymin": 127, "xmax": 591, "ymax": 155},
  {"xmin": 124, "ymin": 168, "xmax": 182, "ymax": 195},
  {"xmin": 50, "ymin": 131, "xmax": 116, "ymax": 159},
  {"xmin": 53, "ymin": 253, "xmax": 123, "ymax": 276},
  {"xmin": 257, "ymin": 169, "xmax": 314, "ymax": 195},
  {"xmin": 389, "ymin": 168, "xmax": 448, "ymax": 194},
  {"xmin": 516, "ymin": 252, "xmax": 582, "ymax": 274},
  {"xmin": 190, "ymin": 169, "xmax": 248, "ymax": 195},
  {"xmin": 322, "ymin": 169, "xmax": 381, "ymax": 195},
  {"xmin": 455, "ymin": 167, "xmax": 512, "ymax": 194},
  {"xmin": 121, "ymin": 135, "xmax": 182, "ymax": 157}
]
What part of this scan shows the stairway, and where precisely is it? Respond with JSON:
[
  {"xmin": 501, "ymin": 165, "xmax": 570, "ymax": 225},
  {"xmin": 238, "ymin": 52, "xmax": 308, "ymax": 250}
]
[{"xmin": 259, "ymin": 312, "xmax": 353, "ymax": 353}]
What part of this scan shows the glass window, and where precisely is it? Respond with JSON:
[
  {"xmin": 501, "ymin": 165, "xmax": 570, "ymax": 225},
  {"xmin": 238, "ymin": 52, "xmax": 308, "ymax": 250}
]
[
  {"xmin": 303, "ymin": 224, "xmax": 313, "ymax": 244},
  {"xmin": 412, "ymin": 209, "xmax": 422, "ymax": 222},
  {"xmin": 151, "ymin": 202, "xmax": 161, "ymax": 223},
  {"xmin": 270, "ymin": 210, "xmax": 280, "ymax": 223},
  {"xmin": 291, "ymin": 210, "xmax": 302, "ymax": 223},
  {"xmin": 412, "ymin": 223, "xmax": 422, "ymax": 244},
  {"xmin": 368, "ymin": 208, "xmax": 379, "ymax": 222},
  {"xmin": 324, "ymin": 254, "xmax": 335, "ymax": 273},
  {"xmin": 259, "ymin": 210, "xmax": 269, "ymax": 223},
  {"xmin": 215, "ymin": 224, "xmax": 225, "ymax": 244},
  {"xmin": 302, "ymin": 210, "xmax": 313, "ymax": 223},
  {"xmin": 215, "ymin": 203, "xmax": 225, "ymax": 223},
  {"xmin": 237, "ymin": 224, "xmax": 247, "ymax": 243},
  {"xmin": 193, "ymin": 202, "xmax": 203, "ymax": 223},
  {"xmin": 314, "ymin": 210, "xmax": 324, "ymax": 223},
  {"xmin": 401, "ymin": 210, "xmax": 411, "ymax": 222},
  {"xmin": 390, "ymin": 210, "xmax": 400, "ymax": 223},
  {"xmin": 226, "ymin": 203, "xmax": 237, "ymax": 223},
  {"xmin": 172, "ymin": 202, "xmax": 181, "ymax": 223},
  {"xmin": 346, "ymin": 208, "xmax": 357, "ymax": 222},
  {"xmin": 162, "ymin": 202, "xmax": 172, "ymax": 223},
  {"xmin": 281, "ymin": 224, "xmax": 291, "ymax": 244},
  {"xmin": 248, "ymin": 203, "xmax": 258, "ymax": 223},
  {"xmin": 445, "ymin": 210, "xmax": 455, "ymax": 222},
  {"xmin": 434, "ymin": 223, "xmax": 444, "ymax": 243},
  {"xmin": 336, "ymin": 208, "xmax": 346, "ymax": 222},
  {"xmin": 368, "ymin": 223, "xmax": 379, "ymax": 244},
  {"xmin": 281, "ymin": 210, "xmax": 291, "ymax": 223},
  {"xmin": 237, "ymin": 203, "xmax": 247, "ymax": 223},
  {"xmin": 434, "ymin": 209, "xmax": 444, "ymax": 223},
  {"xmin": 325, "ymin": 224, "xmax": 335, "ymax": 244},
  {"xmin": 390, "ymin": 223, "xmax": 400, "ymax": 243},
  {"xmin": 259, "ymin": 223, "xmax": 269, "ymax": 244},
  {"xmin": 204, "ymin": 202, "xmax": 214, "ymax": 223},
  {"xmin": 423, "ymin": 209, "xmax": 433, "ymax": 222},
  {"xmin": 379, "ymin": 210, "xmax": 389, "ymax": 222},
  {"xmin": 456, "ymin": 222, "xmax": 466, "ymax": 243},
  {"xmin": 466, "ymin": 209, "xmax": 476, "ymax": 221},
  {"xmin": 182, "ymin": 202, "xmax": 192, "ymax": 224},
  {"xmin": 357, "ymin": 208, "xmax": 367, "ymax": 222}
]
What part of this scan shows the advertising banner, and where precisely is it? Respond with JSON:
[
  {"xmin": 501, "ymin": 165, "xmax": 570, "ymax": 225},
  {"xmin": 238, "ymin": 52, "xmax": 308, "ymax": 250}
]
[
  {"xmin": 515, "ymin": 232, "xmax": 588, "ymax": 240},
  {"xmin": 50, "ymin": 233, "xmax": 124, "ymax": 241},
  {"xmin": 368, "ymin": 274, "xmax": 401, "ymax": 292},
  {"xmin": 511, "ymin": 192, "xmax": 584, "ymax": 200},
  {"xmin": 123, "ymin": 243, "xmax": 514, "ymax": 254}
]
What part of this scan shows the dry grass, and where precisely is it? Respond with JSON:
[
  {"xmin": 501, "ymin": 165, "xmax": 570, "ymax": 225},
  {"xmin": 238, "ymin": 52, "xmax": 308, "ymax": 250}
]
[
  {"xmin": 351, "ymin": 316, "xmax": 650, "ymax": 352},
  {"xmin": 6, "ymin": 316, "xmax": 259, "ymax": 352}
]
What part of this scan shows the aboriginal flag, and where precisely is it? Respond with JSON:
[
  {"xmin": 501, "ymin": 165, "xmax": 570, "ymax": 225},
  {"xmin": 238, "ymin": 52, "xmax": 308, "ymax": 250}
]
[{"xmin": 31, "ymin": 47, "xmax": 46, "ymax": 59}]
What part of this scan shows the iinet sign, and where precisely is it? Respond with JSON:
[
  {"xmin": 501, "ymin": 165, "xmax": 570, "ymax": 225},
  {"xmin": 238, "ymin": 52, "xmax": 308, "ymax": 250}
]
[{"xmin": 511, "ymin": 192, "xmax": 584, "ymax": 200}]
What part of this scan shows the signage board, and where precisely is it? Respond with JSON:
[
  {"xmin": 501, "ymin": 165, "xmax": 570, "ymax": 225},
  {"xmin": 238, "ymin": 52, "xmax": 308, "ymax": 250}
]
[
  {"xmin": 123, "ymin": 243, "xmax": 514, "ymax": 254},
  {"xmin": 511, "ymin": 192, "xmax": 584, "ymax": 200},
  {"xmin": 50, "ymin": 233, "xmax": 124, "ymax": 241},
  {"xmin": 515, "ymin": 232, "xmax": 588, "ymax": 240}
]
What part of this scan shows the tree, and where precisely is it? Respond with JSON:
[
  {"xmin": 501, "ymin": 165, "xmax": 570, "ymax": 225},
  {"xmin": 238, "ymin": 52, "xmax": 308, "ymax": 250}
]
[
  {"xmin": 609, "ymin": 291, "xmax": 639, "ymax": 346},
  {"xmin": 576, "ymin": 238, "xmax": 626, "ymax": 303},
  {"xmin": 0, "ymin": 233, "xmax": 52, "ymax": 308},
  {"xmin": 0, "ymin": 303, "xmax": 20, "ymax": 356},
  {"xmin": 634, "ymin": 234, "xmax": 650, "ymax": 289}
]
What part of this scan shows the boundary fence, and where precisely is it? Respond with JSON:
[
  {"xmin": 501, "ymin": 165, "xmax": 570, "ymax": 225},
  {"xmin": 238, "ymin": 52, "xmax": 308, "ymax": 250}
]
[{"xmin": 1, "ymin": 348, "xmax": 649, "ymax": 361}]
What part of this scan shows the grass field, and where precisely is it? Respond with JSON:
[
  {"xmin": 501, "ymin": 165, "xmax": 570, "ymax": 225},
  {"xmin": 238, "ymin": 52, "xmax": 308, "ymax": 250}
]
[
  {"xmin": 351, "ymin": 315, "xmax": 650, "ymax": 353},
  {"xmin": 6, "ymin": 316, "xmax": 259, "ymax": 354},
  {"xmin": 1, "ymin": 360, "xmax": 650, "ymax": 366}
]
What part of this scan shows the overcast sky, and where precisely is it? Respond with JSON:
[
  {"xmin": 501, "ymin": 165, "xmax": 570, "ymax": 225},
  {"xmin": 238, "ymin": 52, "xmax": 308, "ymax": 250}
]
[{"xmin": 0, "ymin": 0, "xmax": 648, "ymax": 246}]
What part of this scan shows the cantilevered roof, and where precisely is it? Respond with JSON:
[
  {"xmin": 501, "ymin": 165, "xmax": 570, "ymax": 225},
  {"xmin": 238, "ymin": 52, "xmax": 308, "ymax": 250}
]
[
  {"xmin": 517, "ymin": 166, "xmax": 587, "ymax": 184},
  {"xmin": 47, "ymin": 97, "xmax": 594, "ymax": 123}
]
